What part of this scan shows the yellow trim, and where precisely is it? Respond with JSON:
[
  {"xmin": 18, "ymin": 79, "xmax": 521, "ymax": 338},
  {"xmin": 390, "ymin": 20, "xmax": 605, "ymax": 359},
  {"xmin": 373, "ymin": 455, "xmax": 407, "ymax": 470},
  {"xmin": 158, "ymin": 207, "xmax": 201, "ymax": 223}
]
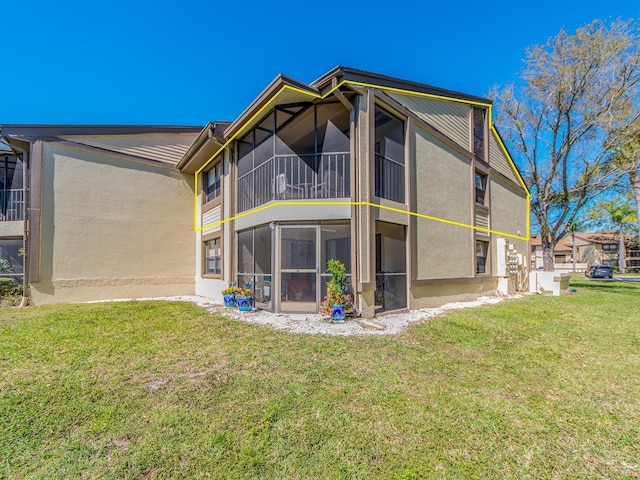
[
  {"xmin": 191, "ymin": 76, "xmax": 530, "ymax": 241},
  {"xmin": 199, "ymin": 200, "xmax": 529, "ymax": 241},
  {"xmin": 344, "ymin": 80, "xmax": 493, "ymax": 108},
  {"xmin": 489, "ymin": 123, "xmax": 531, "ymax": 241}
]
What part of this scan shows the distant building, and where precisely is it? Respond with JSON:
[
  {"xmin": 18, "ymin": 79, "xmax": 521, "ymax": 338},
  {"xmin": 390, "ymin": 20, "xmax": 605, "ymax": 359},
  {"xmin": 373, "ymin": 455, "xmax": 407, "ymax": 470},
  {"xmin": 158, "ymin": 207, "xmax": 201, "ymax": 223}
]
[{"xmin": 530, "ymin": 232, "xmax": 640, "ymax": 271}]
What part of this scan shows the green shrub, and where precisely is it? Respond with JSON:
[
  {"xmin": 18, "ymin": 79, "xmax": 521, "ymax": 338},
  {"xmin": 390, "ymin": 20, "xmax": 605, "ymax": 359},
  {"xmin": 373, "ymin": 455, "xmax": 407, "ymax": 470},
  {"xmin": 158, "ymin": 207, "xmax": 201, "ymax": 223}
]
[{"xmin": 0, "ymin": 277, "xmax": 15, "ymax": 296}]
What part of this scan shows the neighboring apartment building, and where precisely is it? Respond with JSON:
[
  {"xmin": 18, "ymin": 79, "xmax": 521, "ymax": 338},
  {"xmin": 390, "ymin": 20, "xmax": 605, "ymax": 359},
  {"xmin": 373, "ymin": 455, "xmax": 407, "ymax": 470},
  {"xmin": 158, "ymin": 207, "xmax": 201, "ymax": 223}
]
[
  {"xmin": 531, "ymin": 232, "xmax": 640, "ymax": 271},
  {"xmin": 179, "ymin": 67, "xmax": 530, "ymax": 317},
  {"xmin": 0, "ymin": 125, "xmax": 200, "ymax": 304},
  {"xmin": 1, "ymin": 67, "xmax": 529, "ymax": 314}
]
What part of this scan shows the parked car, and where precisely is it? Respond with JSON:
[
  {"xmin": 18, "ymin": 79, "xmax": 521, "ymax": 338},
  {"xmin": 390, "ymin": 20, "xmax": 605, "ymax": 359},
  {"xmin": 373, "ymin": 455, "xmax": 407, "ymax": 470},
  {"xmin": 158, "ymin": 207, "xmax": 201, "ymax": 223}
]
[{"xmin": 585, "ymin": 265, "xmax": 613, "ymax": 279}]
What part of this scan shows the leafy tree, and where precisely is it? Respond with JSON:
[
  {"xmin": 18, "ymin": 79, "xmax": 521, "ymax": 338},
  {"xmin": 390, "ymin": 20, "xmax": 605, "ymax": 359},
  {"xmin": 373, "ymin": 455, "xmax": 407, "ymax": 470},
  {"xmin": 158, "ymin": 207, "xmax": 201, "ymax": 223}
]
[
  {"xmin": 492, "ymin": 19, "xmax": 640, "ymax": 271},
  {"xmin": 611, "ymin": 125, "xmax": 640, "ymax": 232},
  {"xmin": 587, "ymin": 196, "xmax": 637, "ymax": 273}
]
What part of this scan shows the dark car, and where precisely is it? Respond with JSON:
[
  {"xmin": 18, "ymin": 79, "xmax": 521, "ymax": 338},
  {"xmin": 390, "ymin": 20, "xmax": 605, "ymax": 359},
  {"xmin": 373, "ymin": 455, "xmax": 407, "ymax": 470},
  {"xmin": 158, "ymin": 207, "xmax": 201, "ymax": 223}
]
[{"xmin": 585, "ymin": 265, "xmax": 613, "ymax": 279}]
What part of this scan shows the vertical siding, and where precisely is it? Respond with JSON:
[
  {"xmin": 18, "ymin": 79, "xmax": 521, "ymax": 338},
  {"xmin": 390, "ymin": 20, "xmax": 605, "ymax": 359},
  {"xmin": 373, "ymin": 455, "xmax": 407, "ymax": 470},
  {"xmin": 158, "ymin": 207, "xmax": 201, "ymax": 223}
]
[
  {"xmin": 387, "ymin": 92, "xmax": 470, "ymax": 150},
  {"xmin": 489, "ymin": 130, "xmax": 520, "ymax": 185}
]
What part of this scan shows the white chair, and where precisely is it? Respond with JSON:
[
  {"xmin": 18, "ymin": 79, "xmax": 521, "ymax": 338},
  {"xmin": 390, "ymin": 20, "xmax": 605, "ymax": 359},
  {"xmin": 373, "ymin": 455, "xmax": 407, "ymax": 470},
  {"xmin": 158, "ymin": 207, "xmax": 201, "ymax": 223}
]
[
  {"xmin": 313, "ymin": 172, "xmax": 343, "ymax": 198},
  {"xmin": 272, "ymin": 173, "xmax": 302, "ymax": 199}
]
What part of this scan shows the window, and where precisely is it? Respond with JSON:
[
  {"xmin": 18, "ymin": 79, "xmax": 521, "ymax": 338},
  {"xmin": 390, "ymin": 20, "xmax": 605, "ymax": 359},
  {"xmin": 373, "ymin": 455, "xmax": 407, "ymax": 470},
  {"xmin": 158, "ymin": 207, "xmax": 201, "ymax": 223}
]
[
  {"xmin": 204, "ymin": 238, "xmax": 221, "ymax": 275},
  {"xmin": 205, "ymin": 160, "xmax": 222, "ymax": 203},
  {"xmin": 475, "ymin": 171, "xmax": 487, "ymax": 205},
  {"xmin": 603, "ymin": 244, "xmax": 617, "ymax": 253},
  {"xmin": 476, "ymin": 240, "xmax": 489, "ymax": 274},
  {"xmin": 472, "ymin": 108, "xmax": 486, "ymax": 160}
]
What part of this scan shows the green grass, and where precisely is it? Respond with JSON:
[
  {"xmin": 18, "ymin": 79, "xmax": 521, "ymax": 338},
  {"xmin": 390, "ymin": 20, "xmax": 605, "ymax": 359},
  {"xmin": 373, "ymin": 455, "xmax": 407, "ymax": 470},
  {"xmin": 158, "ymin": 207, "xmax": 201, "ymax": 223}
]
[{"xmin": 1, "ymin": 280, "xmax": 639, "ymax": 479}]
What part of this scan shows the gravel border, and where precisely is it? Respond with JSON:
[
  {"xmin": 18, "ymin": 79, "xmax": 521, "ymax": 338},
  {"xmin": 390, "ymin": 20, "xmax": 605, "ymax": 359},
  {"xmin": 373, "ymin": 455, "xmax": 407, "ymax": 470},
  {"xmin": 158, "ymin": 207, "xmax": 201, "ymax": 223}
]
[{"xmin": 135, "ymin": 294, "xmax": 519, "ymax": 336}]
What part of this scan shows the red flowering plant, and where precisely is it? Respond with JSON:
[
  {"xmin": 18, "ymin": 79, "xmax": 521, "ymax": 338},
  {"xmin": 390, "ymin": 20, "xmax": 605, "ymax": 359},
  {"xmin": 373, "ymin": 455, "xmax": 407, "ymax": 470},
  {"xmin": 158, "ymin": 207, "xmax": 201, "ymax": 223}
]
[{"xmin": 319, "ymin": 259, "xmax": 354, "ymax": 317}]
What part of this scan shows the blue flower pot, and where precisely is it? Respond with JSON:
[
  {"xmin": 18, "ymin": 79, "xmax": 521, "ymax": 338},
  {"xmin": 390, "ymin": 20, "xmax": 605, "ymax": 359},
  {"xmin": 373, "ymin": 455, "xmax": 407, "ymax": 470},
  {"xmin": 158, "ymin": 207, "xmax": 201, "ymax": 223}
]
[
  {"xmin": 331, "ymin": 303, "xmax": 346, "ymax": 322},
  {"xmin": 223, "ymin": 294, "xmax": 236, "ymax": 307},
  {"xmin": 236, "ymin": 295, "xmax": 253, "ymax": 312}
]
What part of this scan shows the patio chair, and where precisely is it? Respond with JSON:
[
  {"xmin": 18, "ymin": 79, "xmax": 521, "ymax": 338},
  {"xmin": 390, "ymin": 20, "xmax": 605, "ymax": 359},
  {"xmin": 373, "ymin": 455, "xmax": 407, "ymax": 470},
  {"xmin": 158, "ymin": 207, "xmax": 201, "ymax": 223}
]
[
  {"xmin": 272, "ymin": 173, "xmax": 303, "ymax": 199},
  {"xmin": 312, "ymin": 172, "xmax": 344, "ymax": 198}
]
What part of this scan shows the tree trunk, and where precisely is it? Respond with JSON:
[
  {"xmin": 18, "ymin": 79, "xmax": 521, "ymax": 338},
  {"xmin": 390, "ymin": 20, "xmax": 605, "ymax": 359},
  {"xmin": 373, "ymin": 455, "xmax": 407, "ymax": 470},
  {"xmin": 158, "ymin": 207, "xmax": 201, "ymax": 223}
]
[
  {"xmin": 619, "ymin": 223, "xmax": 627, "ymax": 274},
  {"xmin": 542, "ymin": 238, "xmax": 556, "ymax": 272},
  {"xmin": 630, "ymin": 168, "xmax": 640, "ymax": 235},
  {"xmin": 572, "ymin": 232, "xmax": 577, "ymax": 272}
]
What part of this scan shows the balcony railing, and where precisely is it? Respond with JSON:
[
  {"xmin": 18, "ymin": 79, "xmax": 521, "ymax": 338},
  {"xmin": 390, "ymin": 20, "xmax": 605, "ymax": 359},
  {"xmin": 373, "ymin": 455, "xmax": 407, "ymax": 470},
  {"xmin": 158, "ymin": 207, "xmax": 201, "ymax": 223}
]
[
  {"xmin": 375, "ymin": 153, "xmax": 404, "ymax": 203},
  {"xmin": 0, "ymin": 189, "xmax": 24, "ymax": 222},
  {"xmin": 238, "ymin": 152, "xmax": 350, "ymax": 212}
]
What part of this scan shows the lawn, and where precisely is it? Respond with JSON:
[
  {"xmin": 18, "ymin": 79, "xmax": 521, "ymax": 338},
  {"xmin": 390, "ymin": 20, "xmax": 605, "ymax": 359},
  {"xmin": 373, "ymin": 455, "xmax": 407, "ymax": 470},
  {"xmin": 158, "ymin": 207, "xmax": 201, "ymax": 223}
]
[{"xmin": 1, "ymin": 279, "xmax": 639, "ymax": 479}]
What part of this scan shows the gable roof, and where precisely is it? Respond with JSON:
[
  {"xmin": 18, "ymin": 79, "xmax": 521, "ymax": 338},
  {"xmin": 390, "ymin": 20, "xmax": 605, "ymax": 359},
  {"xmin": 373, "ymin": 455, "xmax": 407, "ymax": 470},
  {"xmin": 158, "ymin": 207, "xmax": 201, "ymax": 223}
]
[
  {"xmin": 186, "ymin": 66, "xmax": 528, "ymax": 195},
  {"xmin": 0, "ymin": 124, "xmax": 201, "ymax": 168}
]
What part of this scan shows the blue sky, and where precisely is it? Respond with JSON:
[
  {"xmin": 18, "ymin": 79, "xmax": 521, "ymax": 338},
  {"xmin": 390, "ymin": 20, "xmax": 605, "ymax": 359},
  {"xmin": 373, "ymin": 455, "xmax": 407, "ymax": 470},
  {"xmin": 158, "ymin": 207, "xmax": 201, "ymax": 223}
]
[{"xmin": 2, "ymin": 0, "xmax": 639, "ymax": 126}]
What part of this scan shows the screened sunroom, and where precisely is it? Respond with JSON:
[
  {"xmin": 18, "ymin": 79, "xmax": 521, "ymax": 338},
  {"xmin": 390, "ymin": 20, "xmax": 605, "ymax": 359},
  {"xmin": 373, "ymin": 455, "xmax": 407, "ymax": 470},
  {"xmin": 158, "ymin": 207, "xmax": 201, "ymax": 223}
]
[{"xmin": 236, "ymin": 99, "xmax": 351, "ymax": 213}]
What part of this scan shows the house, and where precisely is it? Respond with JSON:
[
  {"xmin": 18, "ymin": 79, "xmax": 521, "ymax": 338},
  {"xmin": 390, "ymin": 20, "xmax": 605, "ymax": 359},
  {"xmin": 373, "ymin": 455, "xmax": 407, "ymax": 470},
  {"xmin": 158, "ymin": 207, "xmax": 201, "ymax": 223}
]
[
  {"xmin": 179, "ymin": 67, "xmax": 530, "ymax": 317},
  {"xmin": 530, "ymin": 232, "xmax": 640, "ymax": 271},
  {"xmin": 0, "ymin": 125, "xmax": 201, "ymax": 304},
  {"xmin": 1, "ymin": 67, "xmax": 530, "ymax": 314}
]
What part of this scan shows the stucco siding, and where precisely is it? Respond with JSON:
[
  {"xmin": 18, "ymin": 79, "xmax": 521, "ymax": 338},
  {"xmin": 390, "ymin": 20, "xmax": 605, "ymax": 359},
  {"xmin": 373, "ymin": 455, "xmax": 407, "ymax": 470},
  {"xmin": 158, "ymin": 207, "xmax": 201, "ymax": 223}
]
[
  {"xmin": 489, "ymin": 175, "xmax": 529, "ymax": 270},
  {"xmin": 387, "ymin": 92, "xmax": 470, "ymax": 150},
  {"xmin": 30, "ymin": 144, "xmax": 195, "ymax": 304},
  {"xmin": 410, "ymin": 277, "xmax": 498, "ymax": 309},
  {"xmin": 0, "ymin": 221, "xmax": 23, "ymax": 237},
  {"xmin": 413, "ymin": 124, "xmax": 473, "ymax": 280}
]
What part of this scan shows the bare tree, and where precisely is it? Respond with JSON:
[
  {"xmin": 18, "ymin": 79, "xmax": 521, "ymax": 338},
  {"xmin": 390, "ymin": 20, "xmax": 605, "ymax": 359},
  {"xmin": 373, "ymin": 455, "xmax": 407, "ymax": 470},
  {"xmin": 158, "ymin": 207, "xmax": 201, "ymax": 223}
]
[{"xmin": 492, "ymin": 19, "xmax": 640, "ymax": 271}]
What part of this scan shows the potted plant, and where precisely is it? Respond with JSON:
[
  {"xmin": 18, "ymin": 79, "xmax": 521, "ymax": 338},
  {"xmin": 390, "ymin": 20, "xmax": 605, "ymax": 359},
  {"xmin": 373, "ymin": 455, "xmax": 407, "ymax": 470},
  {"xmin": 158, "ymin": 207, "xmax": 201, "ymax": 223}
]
[
  {"xmin": 235, "ymin": 287, "xmax": 254, "ymax": 312},
  {"xmin": 221, "ymin": 284, "xmax": 242, "ymax": 307},
  {"xmin": 288, "ymin": 277, "xmax": 309, "ymax": 300},
  {"xmin": 319, "ymin": 259, "xmax": 353, "ymax": 322}
]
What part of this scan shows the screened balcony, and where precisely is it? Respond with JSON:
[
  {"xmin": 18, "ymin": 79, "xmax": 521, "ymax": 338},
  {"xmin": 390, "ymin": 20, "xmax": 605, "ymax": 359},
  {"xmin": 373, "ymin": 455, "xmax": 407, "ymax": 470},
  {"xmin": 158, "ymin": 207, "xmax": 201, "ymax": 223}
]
[
  {"xmin": 0, "ymin": 155, "xmax": 24, "ymax": 222},
  {"xmin": 374, "ymin": 107, "xmax": 405, "ymax": 204},
  {"xmin": 236, "ymin": 100, "xmax": 351, "ymax": 213},
  {"xmin": 238, "ymin": 152, "xmax": 350, "ymax": 212},
  {"xmin": 0, "ymin": 189, "xmax": 24, "ymax": 221},
  {"xmin": 374, "ymin": 153, "xmax": 404, "ymax": 203}
]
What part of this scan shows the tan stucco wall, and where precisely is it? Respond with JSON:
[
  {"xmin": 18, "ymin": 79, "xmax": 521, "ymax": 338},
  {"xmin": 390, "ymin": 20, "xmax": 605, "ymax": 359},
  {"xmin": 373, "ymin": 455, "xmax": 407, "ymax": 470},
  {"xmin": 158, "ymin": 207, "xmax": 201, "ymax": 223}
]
[
  {"xmin": 489, "ymin": 175, "xmax": 529, "ymax": 271},
  {"xmin": 0, "ymin": 221, "xmax": 23, "ymax": 237},
  {"xmin": 412, "ymin": 124, "xmax": 473, "ymax": 280},
  {"xmin": 410, "ymin": 278, "xmax": 498, "ymax": 309},
  {"xmin": 30, "ymin": 144, "xmax": 195, "ymax": 304}
]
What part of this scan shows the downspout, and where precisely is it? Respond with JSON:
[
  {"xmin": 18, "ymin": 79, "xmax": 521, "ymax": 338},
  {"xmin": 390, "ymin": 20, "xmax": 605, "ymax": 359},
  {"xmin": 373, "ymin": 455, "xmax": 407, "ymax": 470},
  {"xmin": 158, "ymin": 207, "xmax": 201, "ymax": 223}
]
[{"xmin": 2, "ymin": 138, "xmax": 29, "ymax": 307}]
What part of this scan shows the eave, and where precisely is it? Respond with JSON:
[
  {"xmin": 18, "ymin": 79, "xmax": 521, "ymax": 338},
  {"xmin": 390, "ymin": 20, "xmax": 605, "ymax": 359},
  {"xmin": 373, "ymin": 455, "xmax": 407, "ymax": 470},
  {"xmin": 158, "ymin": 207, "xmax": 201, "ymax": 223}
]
[
  {"xmin": 177, "ymin": 122, "xmax": 229, "ymax": 174},
  {"xmin": 223, "ymin": 74, "xmax": 320, "ymax": 139}
]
